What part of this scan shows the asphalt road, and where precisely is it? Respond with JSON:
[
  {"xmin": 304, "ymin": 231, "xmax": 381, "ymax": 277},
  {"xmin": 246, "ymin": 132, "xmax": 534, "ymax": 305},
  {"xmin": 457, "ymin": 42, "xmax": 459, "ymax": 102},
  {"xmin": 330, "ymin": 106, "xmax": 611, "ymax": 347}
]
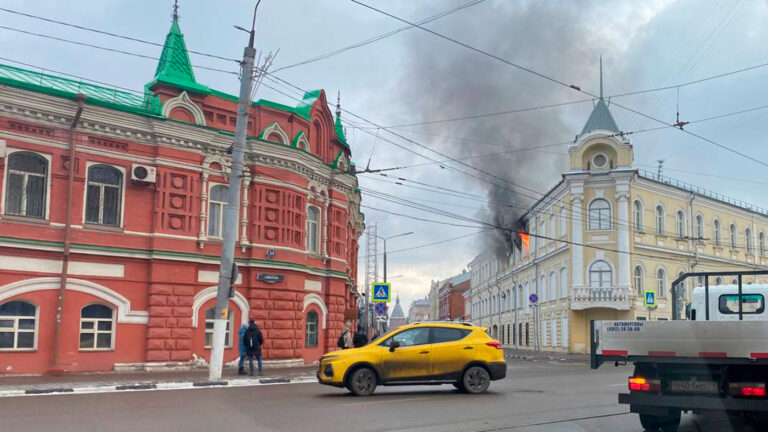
[{"xmin": 0, "ymin": 359, "xmax": 761, "ymax": 432}]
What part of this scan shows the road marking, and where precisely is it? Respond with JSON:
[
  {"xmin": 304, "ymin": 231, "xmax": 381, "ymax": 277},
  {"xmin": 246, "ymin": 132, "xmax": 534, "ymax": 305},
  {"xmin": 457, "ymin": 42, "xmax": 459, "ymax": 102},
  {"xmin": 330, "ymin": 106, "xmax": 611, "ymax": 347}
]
[{"xmin": 343, "ymin": 397, "xmax": 429, "ymax": 407}]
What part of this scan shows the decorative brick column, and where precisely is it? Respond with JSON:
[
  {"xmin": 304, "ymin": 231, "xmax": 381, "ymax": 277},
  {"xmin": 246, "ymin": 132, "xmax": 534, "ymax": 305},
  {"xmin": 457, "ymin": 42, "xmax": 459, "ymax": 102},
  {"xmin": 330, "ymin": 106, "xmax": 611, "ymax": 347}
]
[{"xmin": 146, "ymin": 284, "xmax": 194, "ymax": 363}]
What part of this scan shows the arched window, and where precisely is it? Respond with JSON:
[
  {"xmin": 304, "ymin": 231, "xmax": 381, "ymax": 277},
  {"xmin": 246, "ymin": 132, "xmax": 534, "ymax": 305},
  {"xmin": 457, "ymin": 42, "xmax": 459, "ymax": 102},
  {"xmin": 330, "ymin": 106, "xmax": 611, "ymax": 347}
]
[
  {"xmin": 676, "ymin": 210, "xmax": 686, "ymax": 237},
  {"xmin": 85, "ymin": 165, "xmax": 122, "ymax": 226},
  {"xmin": 730, "ymin": 224, "xmax": 737, "ymax": 249},
  {"xmin": 549, "ymin": 214, "xmax": 556, "ymax": 239},
  {"xmin": 633, "ymin": 200, "xmax": 642, "ymax": 231},
  {"xmin": 655, "ymin": 206, "xmax": 665, "ymax": 235},
  {"xmin": 540, "ymin": 220, "xmax": 547, "ymax": 244},
  {"xmin": 204, "ymin": 307, "xmax": 232, "ymax": 348},
  {"xmin": 746, "ymin": 228, "xmax": 753, "ymax": 254},
  {"xmin": 559, "ymin": 207, "xmax": 567, "ymax": 237},
  {"xmin": 307, "ymin": 206, "xmax": 320, "ymax": 253},
  {"xmin": 634, "ymin": 266, "xmax": 644, "ymax": 295},
  {"xmin": 761, "ymin": 232, "xmax": 766, "ymax": 256},
  {"xmin": 588, "ymin": 199, "xmax": 611, "ymax": 230},
  {"xmin": 0, "ymin": 300, "xmax": 36, "ymax": 349},
  {"xmin": 695, "ymin": 215, "xmax": 703, "ymax": 239},
  {"xmin": 305, "ymin": 310, "xmax": 318, "ymax": 348},
  {"xmin": 589, "ymin": 260, "xmax": 612, "ymax": 288},
  {"xmin": 715, "ymin": 276, "xmax": 723, "ymax": 285},
  {"xmin": 207, "ymin": 185, "xmax": 228, "ymax": 238},
  {"xmin": 4, "ymin": 152, "xmax": 48, "ymax": 218},
  {"xmin": 540, "ymin": 276, "xmax": 547, "ymax": 302},
  {"xmin": 518, "ymin": 285, "xmax": 523, "ymax": 308},
  {"xmin": 560, "ymin": 267, "xmax": 568, "ymax": 298},
  {"xmin": 657, "ymin": 268, "xmax": 667, "ymax": 298},
  {"xmin": 79, "ymin": 304, "xmax": 114, "ymax": 350},
  {"xmin": 549, "ymin": 272, "xmax": 556, "ymax": 300},
  {"xmin": 714, "ymin": 219, "xmax": 721, "ymax": 246}
]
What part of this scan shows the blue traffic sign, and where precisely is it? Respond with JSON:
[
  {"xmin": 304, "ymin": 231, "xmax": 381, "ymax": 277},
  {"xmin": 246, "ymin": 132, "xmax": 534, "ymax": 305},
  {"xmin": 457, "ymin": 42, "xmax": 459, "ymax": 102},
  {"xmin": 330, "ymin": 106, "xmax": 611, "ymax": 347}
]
[
  {"xmin": 372, "ymin": 282, "xmax": 391, "ymax": 303},
  {"xmin": 644, "ymin": 290, "xmax": 656, "ymax": 308},
  {"xmin": 375, "ymin": 302, "xmax": 388, "ymax": 315},
  {"xmin": 529, "ymin": 293, "xmax": 538, "ymax": 304}
]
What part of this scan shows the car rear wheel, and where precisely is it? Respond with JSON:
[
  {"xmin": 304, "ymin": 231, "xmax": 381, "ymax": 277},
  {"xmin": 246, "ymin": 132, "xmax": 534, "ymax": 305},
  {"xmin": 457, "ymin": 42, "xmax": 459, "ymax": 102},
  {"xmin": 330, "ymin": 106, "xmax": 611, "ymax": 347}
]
[
  {"xmin": 462, "ymin": 366, "xmax": 490, "ymax": 394},
  {"xmin": 348, "ymin": 367, "xmax": 377, "ymax": 396}
]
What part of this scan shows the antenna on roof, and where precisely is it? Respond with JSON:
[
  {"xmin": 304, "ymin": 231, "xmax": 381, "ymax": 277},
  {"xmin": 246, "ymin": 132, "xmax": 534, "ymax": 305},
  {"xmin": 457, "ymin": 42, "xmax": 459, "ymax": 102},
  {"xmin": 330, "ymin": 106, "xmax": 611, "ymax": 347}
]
[
  {"xmin": 172, "ymin": 0, "xmax": 180, "ymax": 22},
  {"xmin": 599, "ymin": 55, "xmax": 603, "ymax": 100}
]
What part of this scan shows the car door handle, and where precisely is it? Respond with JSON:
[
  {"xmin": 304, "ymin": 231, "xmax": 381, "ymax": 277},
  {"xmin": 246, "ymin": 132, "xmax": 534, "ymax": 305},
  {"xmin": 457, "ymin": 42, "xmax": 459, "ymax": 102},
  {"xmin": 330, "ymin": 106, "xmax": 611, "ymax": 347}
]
[
  {"xmin": 463, "ymin": 346, "xmax": 474, "ymax": 350},
  {"xmin": 419, "ymin": 351, "xmax": 430, "ymax": 354}
]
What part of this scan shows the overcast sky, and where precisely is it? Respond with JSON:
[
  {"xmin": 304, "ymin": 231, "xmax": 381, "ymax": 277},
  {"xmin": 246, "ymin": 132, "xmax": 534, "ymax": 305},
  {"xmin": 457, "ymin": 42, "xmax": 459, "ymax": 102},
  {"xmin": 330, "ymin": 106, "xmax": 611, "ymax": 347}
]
[{"xmin": 3, "ymin": 0, "xmax": 768, "ymax": 313}]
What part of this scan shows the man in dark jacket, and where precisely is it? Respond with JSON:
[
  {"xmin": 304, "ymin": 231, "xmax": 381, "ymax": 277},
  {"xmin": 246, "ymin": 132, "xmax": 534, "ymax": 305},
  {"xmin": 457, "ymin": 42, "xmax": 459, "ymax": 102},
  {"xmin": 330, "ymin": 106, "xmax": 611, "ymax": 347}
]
[
  {"xmin": 244, "ymin": 320, "xmax": 264, "ymax": 376},
  {"xmin": 353, "ymin": 324, "xmax": 368, "ymax": 348}
]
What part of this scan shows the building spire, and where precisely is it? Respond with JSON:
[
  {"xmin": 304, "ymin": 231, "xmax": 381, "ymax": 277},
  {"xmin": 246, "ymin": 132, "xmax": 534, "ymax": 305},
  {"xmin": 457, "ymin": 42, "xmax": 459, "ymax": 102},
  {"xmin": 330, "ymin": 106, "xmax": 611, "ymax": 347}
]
[
  {"xmin": 336, "ymin": 91, "xmax": 341, "ymax": 118},
  {"xmin": 599, "ymin": 55, "xmax": 603, "ymax": 99},
  {"xmin": 172, "ymin": 0, "xmax": 180, "ymax": 22}
]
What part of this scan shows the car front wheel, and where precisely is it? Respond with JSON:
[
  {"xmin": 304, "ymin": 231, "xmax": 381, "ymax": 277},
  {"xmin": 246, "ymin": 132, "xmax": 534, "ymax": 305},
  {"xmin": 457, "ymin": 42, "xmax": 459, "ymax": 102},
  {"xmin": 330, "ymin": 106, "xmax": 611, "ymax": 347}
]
[
  {"xmin": 348, "ymin": 368, "xmax": 377, "ymax": 396},
  {"xmin": 462, "ymin": 366, "xmax": 490, "ymax": 394}
]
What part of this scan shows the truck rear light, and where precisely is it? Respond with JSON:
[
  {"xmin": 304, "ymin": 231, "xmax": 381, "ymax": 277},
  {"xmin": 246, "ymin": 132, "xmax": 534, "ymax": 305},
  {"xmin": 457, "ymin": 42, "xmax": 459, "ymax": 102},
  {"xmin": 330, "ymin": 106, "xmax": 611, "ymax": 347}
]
[
  {"xmin": 628, "ymin": 376, "xmax": 660, "ymax": 392},
  {"xmin": 729, "ymin": 383, "xmax": 766, "ymax": 397},
  {"xmin": 485, "ymin": 341, "xmax": 503, "ymax": 349}
]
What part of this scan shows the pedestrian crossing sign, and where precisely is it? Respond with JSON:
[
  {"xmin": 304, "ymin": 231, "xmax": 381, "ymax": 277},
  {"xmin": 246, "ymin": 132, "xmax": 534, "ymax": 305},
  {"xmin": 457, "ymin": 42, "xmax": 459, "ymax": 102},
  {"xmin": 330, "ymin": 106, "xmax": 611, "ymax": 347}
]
[
  {"xmin": 644, "ymin": 290, "xmax": 656, "ymax": 308},
  {"xmin": 372, "ymin": 283, "xmax": 391, "ymax": 303}
]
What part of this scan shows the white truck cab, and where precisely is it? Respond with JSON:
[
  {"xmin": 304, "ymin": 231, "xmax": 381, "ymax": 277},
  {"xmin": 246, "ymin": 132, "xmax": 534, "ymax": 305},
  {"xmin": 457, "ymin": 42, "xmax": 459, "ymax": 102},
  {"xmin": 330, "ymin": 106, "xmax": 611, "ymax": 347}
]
[{"xmin": 688, "ymin": 284, "xmax": 768, "ymax": 321}]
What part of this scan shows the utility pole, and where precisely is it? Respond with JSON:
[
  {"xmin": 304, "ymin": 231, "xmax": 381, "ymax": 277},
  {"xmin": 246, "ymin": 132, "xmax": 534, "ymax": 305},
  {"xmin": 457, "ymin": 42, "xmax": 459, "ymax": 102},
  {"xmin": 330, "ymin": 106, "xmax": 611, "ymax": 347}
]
[{"xmin": 209, "ymin": 4, "xmax": 258, "ymax": 381}]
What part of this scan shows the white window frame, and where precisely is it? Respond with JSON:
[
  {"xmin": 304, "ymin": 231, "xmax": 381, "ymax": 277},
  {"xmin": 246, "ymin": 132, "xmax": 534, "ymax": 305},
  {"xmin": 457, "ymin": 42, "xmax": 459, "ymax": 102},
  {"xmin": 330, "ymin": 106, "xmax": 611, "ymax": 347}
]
[
  {"xmin": 656, "ymin": 268, "xmax": 667, "ymax": 298},
  {"xmin": 307, "ymin": 204, "xmax": 321, "ymax": 254},
  {"xmin": 760, "ymin": 232, "xmax": 766, "ymax": 257},
  {"xmin": 655, "ymin": 205, "xmax": 665, "ymax": 235},
  {"xmin": 79, "ymin": 304, "xmax": 115, "ymax": 351},
  {"xmin": 747, "ymin": 228, "xmax": 754, "ymax": 254},
  {"xmin": 730, "ymin": 223, "xmax": 737, "ymax": 249},
  {"xmin": 0, "ymin": 300, "xmax": 38, "ymax": 351},
  {"xmin": 207, "ymin": 183, "xmax": 228, "ymax": 239},
  {"xmin": 540, "ymin": 276, "xmax": 547, "ymax": 302},
  {"xmin": 1, "ymin": 149, "xmax": 52, "ymax": 219},
  {"xmin": 559, "ymin": 267, "xmax": 567, "ymax": 298},
  {"xmin": 588, "ymin": 260, "xmax": 612, "ymax": 288},
  {"xmin": 634, "ymin": 265, "xmax": 644, "ymax": 295},
  {"xmin": 676, "ymin": 210, "xmax": 686, "ymax": 237},
  {"xmin": 549, "ymin": 271, "xmax": 556, "ymax": 300},
  {"xmin": 695, "ymin": 214, "xmax": 703, "ymax": 239},
  {"xmin": 714, "ymin": 218, "xmax": 721, "ymax": 246},
  {"xmin": 549, "ymin": 214, "xmax": 556, "ymax": 239},
  {"xmin": 588, "ymin": 198, "xmax": 611, "ymax": 231},
  {"xmin": 204, "ymin": 307, "xmax": 233, "ymax": 348},
  {"xmin": 633, "ymin": 200, "xmax": 643, "ymax": 231},
  {"xmin": 559, "ymin": 207, "xmax": 567, "ymax": 238},
  {"xmin": 83, "ymin": 163, "xmax": 125, "ymax": 227}
]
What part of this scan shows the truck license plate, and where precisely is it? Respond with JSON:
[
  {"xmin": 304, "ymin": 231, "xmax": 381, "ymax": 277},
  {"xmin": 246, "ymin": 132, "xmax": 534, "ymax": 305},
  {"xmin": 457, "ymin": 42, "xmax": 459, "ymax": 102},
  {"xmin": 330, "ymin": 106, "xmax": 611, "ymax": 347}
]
[{"xmin": 669, "ymin": 380, "xmax": 719, "ymax": 394}]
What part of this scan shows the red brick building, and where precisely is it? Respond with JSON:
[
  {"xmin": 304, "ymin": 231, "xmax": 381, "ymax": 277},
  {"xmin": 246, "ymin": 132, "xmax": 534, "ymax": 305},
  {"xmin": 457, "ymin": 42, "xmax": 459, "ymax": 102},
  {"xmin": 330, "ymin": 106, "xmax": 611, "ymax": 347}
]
[
  {"xmin": 438, "ymin": 272, "xmax": 471, "ymax": 321},
  {"xmin": 0, "ymin": 15, "xmax": 363, "ymax": 374}
]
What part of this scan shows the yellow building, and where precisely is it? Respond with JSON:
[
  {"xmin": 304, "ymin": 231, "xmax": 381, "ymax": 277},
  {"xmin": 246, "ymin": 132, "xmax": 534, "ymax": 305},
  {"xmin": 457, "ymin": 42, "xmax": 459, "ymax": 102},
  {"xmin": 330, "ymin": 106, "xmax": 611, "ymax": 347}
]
[{"xmin": 469, "ymin": 95, "xmax": 768, "ymax": 354}]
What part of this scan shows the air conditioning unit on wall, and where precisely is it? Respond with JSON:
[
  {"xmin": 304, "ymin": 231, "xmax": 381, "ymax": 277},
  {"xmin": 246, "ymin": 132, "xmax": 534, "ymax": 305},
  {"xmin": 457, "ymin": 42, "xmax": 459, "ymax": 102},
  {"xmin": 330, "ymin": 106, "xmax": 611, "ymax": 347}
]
[{"xmin": 131, "ymin": 164, "xmax": 157, "ymax": 183}]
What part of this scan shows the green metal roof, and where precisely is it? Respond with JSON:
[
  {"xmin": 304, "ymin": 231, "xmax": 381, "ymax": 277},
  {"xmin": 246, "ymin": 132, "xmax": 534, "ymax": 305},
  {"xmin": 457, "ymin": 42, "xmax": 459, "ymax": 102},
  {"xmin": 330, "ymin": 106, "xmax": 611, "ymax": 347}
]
[
  {"xmin": 146, "ymin": 18, "xmax": 209, "ymax": 94},
  {"xmin": 580, "ymin": 98, "xmax": 620, "ymax": 135},
  {"xmin": 0, "ymin": 63, "xmax": 161, "ymax": 116}
]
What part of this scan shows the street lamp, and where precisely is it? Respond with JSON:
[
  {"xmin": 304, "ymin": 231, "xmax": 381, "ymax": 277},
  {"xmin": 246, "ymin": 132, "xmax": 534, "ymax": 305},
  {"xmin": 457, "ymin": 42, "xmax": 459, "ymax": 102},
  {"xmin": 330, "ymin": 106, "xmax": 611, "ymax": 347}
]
[
  {"xmin": 374, "ymin": 231, "xmax": 414, "ymax": 283},
  {"xmin": 365, "ymin": 231, "xmax": 413, "ymax": 335}
]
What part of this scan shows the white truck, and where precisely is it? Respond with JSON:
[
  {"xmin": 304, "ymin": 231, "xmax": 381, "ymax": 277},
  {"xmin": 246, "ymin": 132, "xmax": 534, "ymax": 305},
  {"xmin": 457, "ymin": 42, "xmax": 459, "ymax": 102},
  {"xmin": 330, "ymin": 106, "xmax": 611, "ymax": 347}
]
[{"xmin": 591, "ymin": 271, "xmax": 768, "ymax": 432}]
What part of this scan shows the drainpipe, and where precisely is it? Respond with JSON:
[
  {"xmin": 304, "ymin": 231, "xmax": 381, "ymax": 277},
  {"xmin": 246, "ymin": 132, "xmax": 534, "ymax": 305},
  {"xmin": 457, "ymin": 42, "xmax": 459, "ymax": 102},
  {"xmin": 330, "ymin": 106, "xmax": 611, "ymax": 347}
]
[{"xmin": 51, "ymin": 94, "xmax": 86, "ymax": 374}]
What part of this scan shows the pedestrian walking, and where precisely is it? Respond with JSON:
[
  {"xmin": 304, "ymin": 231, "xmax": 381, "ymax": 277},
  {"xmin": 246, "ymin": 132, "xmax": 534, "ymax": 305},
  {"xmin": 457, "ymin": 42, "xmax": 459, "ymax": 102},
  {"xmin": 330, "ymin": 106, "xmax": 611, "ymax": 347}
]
[
  {"xmin": 337, "ymin": 319, "xmax": 353, "ymax": 349},
  {"xmin": 244, "ymin": 319, "xmax": 264, "ymax": 376},
  {"xmin": 237, "ymin": 323, "xmax": 249, "ymax": 376},
  {"xmin": 353, "ymin": 324, "xmax": 368, "ymax": 348}
]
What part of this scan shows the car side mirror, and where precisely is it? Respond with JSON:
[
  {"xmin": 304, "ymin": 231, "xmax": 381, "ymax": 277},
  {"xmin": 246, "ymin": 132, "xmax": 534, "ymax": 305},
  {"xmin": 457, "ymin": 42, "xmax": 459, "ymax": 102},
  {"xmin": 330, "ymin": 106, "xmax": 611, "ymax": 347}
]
[{"xmin": 389, "ymin": 341, "xmax": 400, "ymax": 352}]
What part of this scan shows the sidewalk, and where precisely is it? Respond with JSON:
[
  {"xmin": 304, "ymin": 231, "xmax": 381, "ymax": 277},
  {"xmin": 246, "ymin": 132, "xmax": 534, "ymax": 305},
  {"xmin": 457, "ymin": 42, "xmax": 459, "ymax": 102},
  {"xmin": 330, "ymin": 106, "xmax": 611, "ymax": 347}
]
[
  {"xmin": 503, "ymin": 348, "xmax": 589, "ymax": 363},
  {"xmin": 0, "ymin": 365, "xmax": 318, "ymax": 397}
]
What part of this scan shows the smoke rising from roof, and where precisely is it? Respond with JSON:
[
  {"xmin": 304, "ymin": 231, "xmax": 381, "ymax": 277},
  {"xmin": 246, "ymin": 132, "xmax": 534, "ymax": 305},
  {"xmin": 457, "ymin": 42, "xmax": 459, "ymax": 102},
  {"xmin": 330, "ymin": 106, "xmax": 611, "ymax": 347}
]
[{"xmin": 396, "ymin": 1, "xmax": 615, "ymax": 259}]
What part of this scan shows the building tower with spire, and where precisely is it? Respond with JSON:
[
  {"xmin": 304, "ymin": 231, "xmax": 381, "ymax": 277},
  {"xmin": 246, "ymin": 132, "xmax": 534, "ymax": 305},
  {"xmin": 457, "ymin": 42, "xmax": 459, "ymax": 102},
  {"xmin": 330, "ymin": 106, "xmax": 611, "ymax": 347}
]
[{"xmin": 389, "ymin": 294, "xmax": 407, "ymax": 330}]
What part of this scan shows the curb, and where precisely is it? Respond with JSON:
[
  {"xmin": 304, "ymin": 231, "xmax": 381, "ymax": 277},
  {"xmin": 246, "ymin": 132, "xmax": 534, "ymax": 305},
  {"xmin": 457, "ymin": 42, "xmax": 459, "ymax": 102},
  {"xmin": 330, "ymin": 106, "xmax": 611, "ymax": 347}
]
[{"xmin": 0, "ymin": 375, "xmax": 318, "ymax": 399}]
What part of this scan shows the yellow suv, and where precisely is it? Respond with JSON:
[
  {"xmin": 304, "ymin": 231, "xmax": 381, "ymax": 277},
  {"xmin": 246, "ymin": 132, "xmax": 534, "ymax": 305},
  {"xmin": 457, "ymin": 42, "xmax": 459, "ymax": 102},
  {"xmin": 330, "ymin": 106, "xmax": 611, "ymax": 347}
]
[{"xmin": 317, "ymin": 322, "xmax": 506, "ymax": 396}]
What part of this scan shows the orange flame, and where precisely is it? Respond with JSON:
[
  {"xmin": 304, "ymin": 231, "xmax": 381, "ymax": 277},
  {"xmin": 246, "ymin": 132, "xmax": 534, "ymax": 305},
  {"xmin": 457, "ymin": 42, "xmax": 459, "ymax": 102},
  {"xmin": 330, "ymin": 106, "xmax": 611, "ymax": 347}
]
[{"xmin": 519, "ymin": 232, "xmax": 530, "ymax": 253}]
